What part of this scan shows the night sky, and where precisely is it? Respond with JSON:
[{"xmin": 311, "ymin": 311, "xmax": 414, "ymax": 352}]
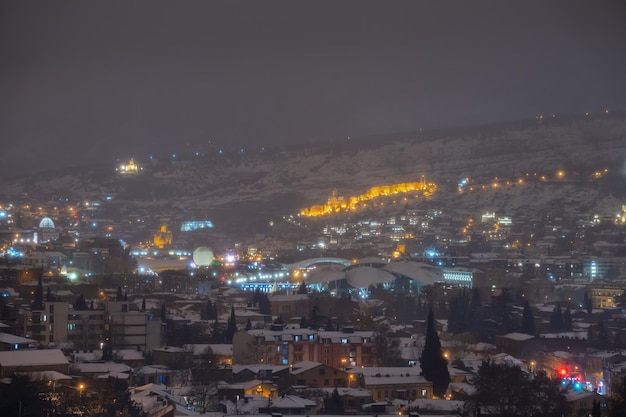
[{"xmin": 2, "ymin": 1, "xmax": 626, "ymax": 176}]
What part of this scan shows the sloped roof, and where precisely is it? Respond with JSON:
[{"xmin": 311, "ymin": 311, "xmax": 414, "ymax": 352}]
[
  {"xmin": 22, "ymin": 370, "xmax": 72, "ymax": 381},
  {"xmin": 290, "ymin": 361, "xmax": 323, "ymax": 374},
  {"xmin": 0, "ymin": 349, "xmax": 69, "ymax": 367},
  {"xmin": 73, "ymin": 362, "xmax": 131, "ymax": 374},
  {"xmin": 270, "ymin": 394, "xmax": 316, "ymax": 409},
  {"xmin": 364, "ymin": 374, "xmax": 429, "ymax": 386},
  {"xmin": 0, "ymin": 333, "xmax": 37, "ymax": 345}
]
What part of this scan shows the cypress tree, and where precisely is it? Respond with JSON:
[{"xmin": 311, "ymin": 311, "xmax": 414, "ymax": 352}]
[
  {"xmin": 226, "ymin": 306, "xmax": 237, "ymax": 343},
  {"xmin": 33, "ymin": 276, "xmax": 44, "ymax": 310},
  {"xmin": 591, "ymin": 399, "xmax": 601, "ymax": 417},
  {"xmin": 419, "ymin": 308, "xmax": 450, "ymax": 397},
  {"xmin": 211, "ymin": 317, "xmax": 222, "ymax": 343},
  {"xmin": 203, "ymin": 299, "xmax": 215, "ymax": 320},
  {"xmin": 549, "ymin": 303, "xmax": 564, "ymax": 332},
  {"xmin": 325, "ymin": 387, "xmax": 344, "ymax": 414},
  {"xmin": 521, "ymin": 301, "xmax": 535, "ymax": 335},
  {"xmin": 563, "ymin": 307, "xmax": 572, "ymax": 332},
  {"xmin": 585, "ymin": 292, "xmax": 593, "ymax": 314},
  {"xmin": 160, "ymin": 304, "xmax": 167, "ymax": 322},
  {"xmin": 74, "ymin": 294, "xmax": 88, "ymax": 310}
]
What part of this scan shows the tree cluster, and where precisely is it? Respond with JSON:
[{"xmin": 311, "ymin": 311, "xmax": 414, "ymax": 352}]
[
  {"xmin": 0, "ymin": 374, "xmax": 143, "ymax": 417},
  {"xmin": 323, "ymin": 388, "xmax": 344, "ymax": 415},
  {"xmin": 549, "ymin": 302, "xmax": 572, "ymax": 332},
  {"xmin": 588, "ymin": 321, "xmax": 613, "ymax": 350},
  {"xmin": 166, "ymin": 320, "xmax": 211, "ymax": 346},
  {"xmin": 201, "ymin": 298, "xmax": 218, "ymax": 320},
  {"xmin": 251, "ymin": 289, "xmax": 271, "ymax": 315},
  {"xmin": 446, "ymin": 289, "xmax": 482, "ymax": 334},
  {"xmin": 608, "ymin": 375, "xmax": 626, "ymax": 417},
  {"xmin": 374, "ymin": 323, "xmax": 404, "ymax": 366},
  {"xmin": 465, "ymin": 361, "xmax": 569, "ymax": 417}
]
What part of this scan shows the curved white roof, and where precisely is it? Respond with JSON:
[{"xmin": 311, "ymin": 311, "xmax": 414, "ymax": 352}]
[
  {"xmin": 287, "ymin": 257, "xmax": 352, "ymax": 270},
  {"xmin": 302, "ymin": 260, "xmax": 443, "ymax": 288},
  {"xmin": 382, "ymin": 261, "xmax": 442, "ymax": 285},
  {"xmin": 352, "ymin": 256, "xmax": 387, "ymax": 266},
  {"xmin": 345, "ymin": 265, "xmax": 396, "ymax": 288},
  {"xmin": 305, "ymin": 265, "xmax": 347, "ymax": 284}
]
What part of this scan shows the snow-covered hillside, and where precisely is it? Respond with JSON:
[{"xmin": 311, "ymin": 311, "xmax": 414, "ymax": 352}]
[{"xmin": 1, "ymin": 114, "xmax": 625, "ymax": 231}]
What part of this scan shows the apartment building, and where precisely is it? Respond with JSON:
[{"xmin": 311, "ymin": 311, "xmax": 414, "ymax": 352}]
[
  {"xmin": 233, "ymin": 325, "xmax": 377, "ymax": 368},
  {"xmin": 22, "ymin": 300, "xmax": 162, "ymax": 352}
]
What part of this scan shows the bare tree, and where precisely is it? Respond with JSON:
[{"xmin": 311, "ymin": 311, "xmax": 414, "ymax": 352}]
[{"xmin": 186, "ymin": 385, "xmax": 218, "ymax": 413}]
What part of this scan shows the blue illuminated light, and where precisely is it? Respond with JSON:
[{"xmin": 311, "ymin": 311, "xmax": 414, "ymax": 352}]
[{"xmin": 181, "ymin": 220, "xmax": 214, "ymax": 232}]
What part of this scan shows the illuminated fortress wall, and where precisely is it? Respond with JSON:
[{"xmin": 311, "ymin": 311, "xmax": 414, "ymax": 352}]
[{"xmin": 300, "ymin": 177, "xmax": 437, "ymax": 217}]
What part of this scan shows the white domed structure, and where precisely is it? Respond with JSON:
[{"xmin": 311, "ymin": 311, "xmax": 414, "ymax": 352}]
[
  {"xmin": 38, "ymin": 217, "xmax": 58, "ymax": 243},
  {"xmin": 39, "ymin": 217, "xmax": 55, "ymax": 229},
  {"xmin": 193, "ymin": 246, "xmax": 214, "ymax": 267}
]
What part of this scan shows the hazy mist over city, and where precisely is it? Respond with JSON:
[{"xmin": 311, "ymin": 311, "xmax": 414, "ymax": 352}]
[
  {"xmin": 3, "ymin": 2, "xmax": 626, "ymax": 417},
  {"xmin": 1, "ymin": 1, "xmax": 626, "ymax": 176}
]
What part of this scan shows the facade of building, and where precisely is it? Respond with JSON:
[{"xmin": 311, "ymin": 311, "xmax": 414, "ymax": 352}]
[
  {"xmin": 68, "ymin": 308, "xmax": 106, "ymax": 350},
  {"xmin": 590, "ymin": 286, "xmax": 624, "ymax": 309},
  {"xmin": 363, "ymin": 374, "xmax": 433, "ymax": 401},
  {"xmin": 495, "ymin": 332, "xmax": 540, "ymax": 359},
  {"xmin": 22, "ymin": 300, "xmax": 162, "ymax": 352},
  {"xmin": 233, "ymin": 326, "xmax": 377, "ymax": 368},
  {"xmin": 270, "ymin": 294, "xmax": 310, "ymax": 321},
  {"xmin": 106, "ymin": 301, "xmax": 163, "ymax": 352},
  {"xmin": 23, "ymin": 302, "xmax": 104, "ymax": 349},
  {"xmin": 584, "ymin": 257, "xmax": 626, "ymax": 281},
  {"xmin": 24, "ymin": 302, "xmax": 70, "ymax": 346}
]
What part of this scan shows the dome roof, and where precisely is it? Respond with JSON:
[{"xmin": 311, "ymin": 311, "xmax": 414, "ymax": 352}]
[
  {"xmin": 39, "ymin": 217, "xmax": 55, "ymax": 229},
  {"xmin": 192, "ymin": 246, "xmax": 214, "ymax": 266}
]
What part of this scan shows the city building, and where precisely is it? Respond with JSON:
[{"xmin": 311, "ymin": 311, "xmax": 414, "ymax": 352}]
[{"xmin": 233, "ymin": 325, "xmax": 377, "ymax": 368}]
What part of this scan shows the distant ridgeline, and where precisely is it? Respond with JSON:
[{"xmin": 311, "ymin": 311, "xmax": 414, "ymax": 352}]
[{"xmin": 300, "ymin": 176, "xmax": 437, "ymax": 217}]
